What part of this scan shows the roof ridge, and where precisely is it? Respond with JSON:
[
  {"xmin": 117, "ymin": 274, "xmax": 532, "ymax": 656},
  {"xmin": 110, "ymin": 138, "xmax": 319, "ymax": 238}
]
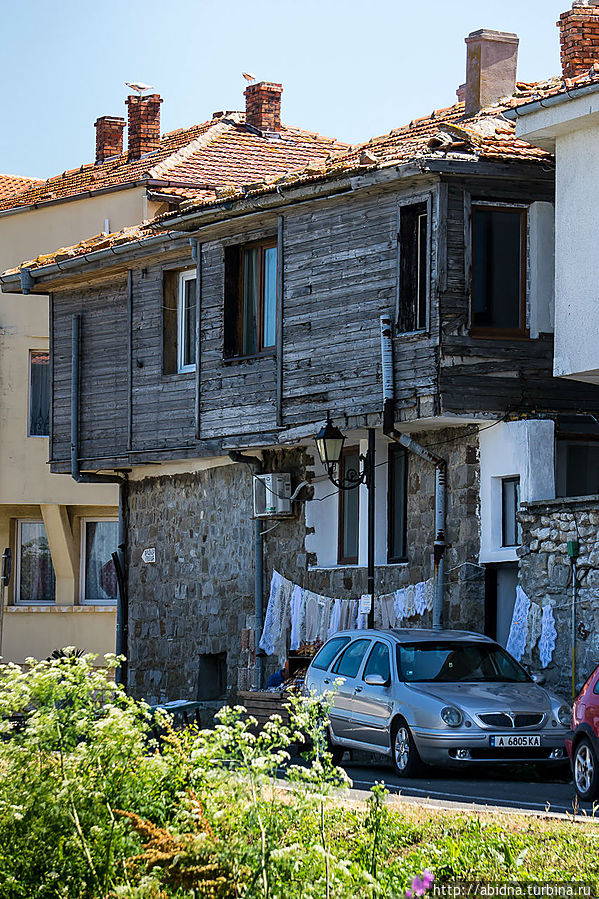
[{"xmin": 147, "ymin": 113, "xmax": 244, "ymax": 180}]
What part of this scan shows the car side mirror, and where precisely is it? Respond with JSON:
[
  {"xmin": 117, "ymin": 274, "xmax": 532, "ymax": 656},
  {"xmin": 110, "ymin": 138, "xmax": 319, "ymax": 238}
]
[
  {"xmin": 531, "ymin": 673, "xmax": 546, "ymax": 685},
  {"xmin": 364, "ymin": 673, "xmax": 390, "ymax": 687}
]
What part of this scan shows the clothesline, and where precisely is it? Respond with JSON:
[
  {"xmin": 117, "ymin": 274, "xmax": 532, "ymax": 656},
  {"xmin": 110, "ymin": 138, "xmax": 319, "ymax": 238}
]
[{"xmin": 258, "ymin": 570, "xmax": 435, "ymax": 662}]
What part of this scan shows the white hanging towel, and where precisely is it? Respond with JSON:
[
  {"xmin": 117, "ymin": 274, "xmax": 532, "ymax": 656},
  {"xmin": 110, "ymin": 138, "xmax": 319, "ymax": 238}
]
[
  {"xmin": 259, "ymin": 570, "xmax": 284, "ymax": 655},
  {"xmin": 289, "ymin": 584, "xmax": 304, "ymax": 651},
  {"xmin": 316, "ymin": 597, "xmax": 333, "ymax": 642},
  {"xmin": 394, "ymin": 588, "xmax": 406, "ymax": 625},
  {"xmin": 327, "ymin": 598, "xmax": 342, "ymax": 637},
  {"xmin": 304, "ymin": 591, "xmax": 321, "ymax": 643}
]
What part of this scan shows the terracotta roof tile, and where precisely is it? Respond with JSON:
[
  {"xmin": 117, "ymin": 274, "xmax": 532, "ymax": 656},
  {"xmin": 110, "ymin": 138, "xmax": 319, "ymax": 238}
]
[
  {"xmin": 0, "ymin": 114, "xmax": 348, "ymax": 213},
  {"xmin": 0, "ymin": 173, "xmax": 43, "ymax": 203}
]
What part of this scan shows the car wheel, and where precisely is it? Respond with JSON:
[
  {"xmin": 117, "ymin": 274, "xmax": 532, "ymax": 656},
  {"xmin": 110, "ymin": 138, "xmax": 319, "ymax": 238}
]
[
  {"xmin": 573, "ymin": 737, "xmax": 599, "ymax": 802},
  {"xmin": 326, "ymin": 727, "xmax": 344, "ymax": 766},
  {"xmin": 391, "ymin": 719, "xmax": 422, "ymax": 778}
]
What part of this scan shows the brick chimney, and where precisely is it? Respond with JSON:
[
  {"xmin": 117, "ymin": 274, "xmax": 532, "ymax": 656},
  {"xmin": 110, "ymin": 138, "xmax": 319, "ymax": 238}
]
[
  {"xmin": 244, "ymin": 82, "xmax": 283, "ymax": 132},
  {"xmin": 125, "ymin": 93, "xmax": 163, "ymax": 159},
  {"xmin": 94, "ymin": 116, "xmax": 126, "ymax": 163},
  {"xmin": 558, "ymin": 2, "xmax": 599, "ymax": 79},
  {"xmin": 464, "ymin": 29, "xmax": 519, "ymax": 116}
]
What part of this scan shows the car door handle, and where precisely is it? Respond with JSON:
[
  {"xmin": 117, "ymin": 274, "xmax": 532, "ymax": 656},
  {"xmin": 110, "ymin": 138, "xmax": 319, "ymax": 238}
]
[
  {"xmin": 324, "ymin": 678, "xmax": 330, "ymax": 684},
  {"xmin": 354, "ymin": 686, "xmax": 363, "ymax": 693}
]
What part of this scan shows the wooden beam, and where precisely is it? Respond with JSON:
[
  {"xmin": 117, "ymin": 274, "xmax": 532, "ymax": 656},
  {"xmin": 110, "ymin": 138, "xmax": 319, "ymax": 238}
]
[
  {"xmin": 195, "ymin": 241, "xmax": 202, "ymax": 439},
  {"xmin": 276, "ymin": 216, "xmax": 284, "ymax": 427}
]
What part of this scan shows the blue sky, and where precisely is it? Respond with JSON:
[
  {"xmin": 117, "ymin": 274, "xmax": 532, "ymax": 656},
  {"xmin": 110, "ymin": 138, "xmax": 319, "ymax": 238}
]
[{"xmin": 0, "ymin": 0, "xmax": 567, "ymax": 179}]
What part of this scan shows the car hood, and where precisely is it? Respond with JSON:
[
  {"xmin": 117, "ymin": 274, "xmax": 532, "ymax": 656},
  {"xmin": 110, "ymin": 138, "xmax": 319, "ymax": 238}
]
[{"xmin": 405, "ymin": 680, "xmax": 553, "ymax": 713}]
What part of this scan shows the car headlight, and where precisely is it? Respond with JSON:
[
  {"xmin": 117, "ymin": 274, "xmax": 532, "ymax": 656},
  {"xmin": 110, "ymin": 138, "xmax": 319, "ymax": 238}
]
[
  {"xmin": 557, "ymin": 705, "xmax": 571, "ymax": 727},
  {"xmin": 441, "ymin": 706, "xmax": 463, "ymax": 727}
]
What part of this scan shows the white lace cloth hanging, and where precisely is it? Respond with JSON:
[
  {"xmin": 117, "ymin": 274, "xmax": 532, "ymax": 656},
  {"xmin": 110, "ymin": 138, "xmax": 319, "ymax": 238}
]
[
  {"xmin": 539, "ymin": 605, "xmax": 557, "ymax": 669},
  {"xmin": 289, "ymin": 585, "xmax": 304, "ymax": 651},
  {"xmin": 259, "ymin": 570, "xmax": 284, "ymax": 655},
  {"xmin": 506, "ymin": 586, "xmax": 530, "ymax": 662}
]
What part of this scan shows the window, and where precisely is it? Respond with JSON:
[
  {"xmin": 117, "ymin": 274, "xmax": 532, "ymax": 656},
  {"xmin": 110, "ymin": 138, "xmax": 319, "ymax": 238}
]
[
  {"xmin": 16, "ymin": 520, "xmax": 55, "ymax": 603},
  {"xmin": 178, "ymin": 271, "xmax": 197, "ymax": 372},
  {"xmin": 363, "ymin": 642, "xmax": 391, "ymax": 683},
  {"xmin": 311, "ymin": 636, "xmax": 351, "ymax": 670},
  {"xmin": 224, "ymin": 240, "xmax": 277, "ymax": 358},
  {"xmin": 398, "ymin": 202, "xmax": 428, "ymax": 332},
  {"xmin": 388, "ymin": 445, "xmax": 408, "ymax": 562},
  {"xmin": 332, "ymin": 638, "xmax": 371, "ymax": 678},
  {"xmin": 501, "ymin": 477, "xmax": 521, "ymax": 547},
  {"xmin": 556, "ymin": 441, "xmax": 599, "ymax": 497},
  {"xmin": 29, "ymin": 351, "xmax": 50, "ymax": 437},
  {"xmin": 397, "ymin": 641, "xmax": 530, "ymax": 684},
  {"xmin": 472, "ymin": 205, "xmax": 526, "ymax": 335},
  {"xmin": 337, "ymin": 447, "xmax": 360, "ymax": 564},
  {"xmin": 81, "ymin": 519, "xmax": 119, "ymax": 603}
]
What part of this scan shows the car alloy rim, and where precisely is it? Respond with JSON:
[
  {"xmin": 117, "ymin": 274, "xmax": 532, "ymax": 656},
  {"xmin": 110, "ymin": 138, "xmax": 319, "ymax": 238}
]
[
  {"xmin": 395, "ymin": 726, "xmax": 410, "ymax": 770},
  {"xmin": 575, "ymin": 744, "xmax": 594, "ymax": 795}
]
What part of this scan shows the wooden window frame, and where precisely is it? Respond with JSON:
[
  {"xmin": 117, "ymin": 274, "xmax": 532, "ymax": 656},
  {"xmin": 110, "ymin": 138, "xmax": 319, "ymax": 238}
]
[
  {"xmin": 79, "ymin": 518, "xmax": 119, "ymax": 605},
  {"xmin": 470, "ymin": 203, "xmax": 528, "ymax": 339},
  {"xmin": 177, "ymin": 269, "xmax": 197, "ymax": 373},
  {"xmin": 226, "ymin": 238, "xmax": 278, "ymax": 360},
  {"xmin": 337, "ymin": 446, "xmax": 360, "ymax": 565},
  {"xmin": 396, "ymin": 194, "xmax": 432, "ymax": 335},
  {"xmin": 387, "ymin": 444, "xmax": 408, "ymax": 563},
  {"xmin": 15, "ymin": 519, "xmax": 56, "ymax": 605}
]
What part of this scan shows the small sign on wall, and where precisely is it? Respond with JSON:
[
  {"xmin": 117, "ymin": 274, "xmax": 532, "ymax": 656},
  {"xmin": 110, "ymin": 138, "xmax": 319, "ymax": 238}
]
[
  {"xmin": 359, "ymin": 594, "xmax": 372, "ymax": 615},
  {"xmin": 141, "ymin": 547, "xmax": 156, "ymax": 564}
]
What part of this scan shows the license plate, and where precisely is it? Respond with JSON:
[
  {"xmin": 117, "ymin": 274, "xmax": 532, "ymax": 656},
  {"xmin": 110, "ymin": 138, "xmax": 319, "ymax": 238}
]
[{"xmin": 490, "ymin": 734, "xmax": 541, "ymax": 748}]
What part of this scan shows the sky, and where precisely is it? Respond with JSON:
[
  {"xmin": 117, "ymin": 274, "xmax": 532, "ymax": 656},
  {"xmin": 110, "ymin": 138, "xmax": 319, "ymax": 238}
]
[{"xmin": 0, "ymin": 0, "xmax": 567, "ymax": 180}]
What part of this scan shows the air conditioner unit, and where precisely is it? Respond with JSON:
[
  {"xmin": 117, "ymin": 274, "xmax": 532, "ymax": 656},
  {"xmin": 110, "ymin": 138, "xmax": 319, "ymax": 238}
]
[{"xmin": 253, "ymin": 473, "xmax": 292, "ymax": 518}]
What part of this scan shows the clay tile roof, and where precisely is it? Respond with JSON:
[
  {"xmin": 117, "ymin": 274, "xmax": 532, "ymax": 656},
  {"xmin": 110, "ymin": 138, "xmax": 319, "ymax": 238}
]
[
  {"xmin": 0, "ymin": 173, "xmax": 43, "ymax": 203},
  {"xmin": 0, "ymin": 113, "xmax": 348, "ymax": 213}
]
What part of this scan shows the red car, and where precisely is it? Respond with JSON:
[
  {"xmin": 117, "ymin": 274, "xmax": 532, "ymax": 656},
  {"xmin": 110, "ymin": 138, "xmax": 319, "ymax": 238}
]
[{"xmin": 567, "ymin": 664, "xmax": 599, "ymax": 801}]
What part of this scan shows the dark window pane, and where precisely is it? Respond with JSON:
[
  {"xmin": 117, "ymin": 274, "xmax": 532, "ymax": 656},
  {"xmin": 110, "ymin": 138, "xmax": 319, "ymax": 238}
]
[
  {"xmin": 501, "ymin": 477, "xmax": 521, "ymax": 547},
  {"xmin": 472, "ymin": 207, "xmax": 523, "ymax": 331},
  {"xmin": 263, "ymin": 247, "xmax": 277, "ymax": 348},
  {"xmin": 399, "ymin": 202, "xmax": 428, "ymax": 332},
  {"xmin": 19, "ymin": 521, "xmax": 55, "ymax": 602},
  {"xmin": 84, "ymin": 520, "xmax": 118, "ymax": 602},
  {"xmin": 364, "ymin": 642, "xmax": 391, "ymax": 682},
  {"xmin": 29, "ymin": 352, "xmax": 50, "ymax": 436},
  {"xmin": 556, "ymin": 442, "xmax": 599, "ymax": 497},
  {"xmin": 333, "ymin": 638, "xmax": 370, "ymax": 678},
  {"xmin": 312, "ymin": 636, "xmax": 351, "ymax": 670},
  {"xmin": 338, "ymin": 450, "xmax": 360, "ymax": 563},
  {"xmin": 388, "ymin": 446, "xmax": 407, "ymax": 562},
  {"xmin": 242, "ymin": 247, "xmax": 259, "ymax": 355}
]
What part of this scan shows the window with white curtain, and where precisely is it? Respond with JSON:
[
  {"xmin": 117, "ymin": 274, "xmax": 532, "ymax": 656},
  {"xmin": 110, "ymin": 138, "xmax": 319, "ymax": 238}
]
[
  {"xmin": 16, "ymin": 520, "xmax": 55, "ymax": 603},
  {"xmin": 81, "ymin": 519, "xmax": 119, "ymax": 603},
  {"xmin": 29, "ymin": 351, "xmax": 50, "ymax": 436}
]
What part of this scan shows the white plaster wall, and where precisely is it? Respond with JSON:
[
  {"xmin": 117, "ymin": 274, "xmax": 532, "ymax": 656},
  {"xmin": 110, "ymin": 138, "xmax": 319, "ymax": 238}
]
[
  {"xmin": 305, "ymin": 433, "xmax": 391, "ymax": 569},
  {"xmin": 554, "ymin": 126, "xmax": 599, "ymax": 382},
  {"xmin": 479, "ymin": 419, "xmax": 555, "ymax": 563}
]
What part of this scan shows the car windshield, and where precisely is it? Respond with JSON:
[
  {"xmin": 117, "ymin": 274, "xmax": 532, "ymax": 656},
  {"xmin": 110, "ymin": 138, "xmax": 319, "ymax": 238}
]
[{"xmin": 397, "ymin": 641, "xmax": 531, "ymax": 684}]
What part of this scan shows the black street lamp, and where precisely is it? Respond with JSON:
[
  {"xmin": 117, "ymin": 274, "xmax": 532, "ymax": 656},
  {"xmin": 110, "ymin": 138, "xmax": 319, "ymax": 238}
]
[{"xmin": 315, "ymin": 416, "xmax": 376, "ymax": 628}]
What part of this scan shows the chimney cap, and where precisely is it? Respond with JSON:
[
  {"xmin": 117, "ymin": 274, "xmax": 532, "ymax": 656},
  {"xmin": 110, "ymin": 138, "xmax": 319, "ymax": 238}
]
[{"xmin": 466, "ymin": 29, "xmax": 519, "ymax": 44}]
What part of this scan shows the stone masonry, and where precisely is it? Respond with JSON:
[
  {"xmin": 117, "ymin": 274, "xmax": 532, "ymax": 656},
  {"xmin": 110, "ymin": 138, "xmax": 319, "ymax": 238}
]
[
  {"xmin": 126, "ymin": 426, "xmax": 485, "ymax": 709},
  {"xmin": 519, "ymin": 495, "xmax": 599, "ymax": 695}
]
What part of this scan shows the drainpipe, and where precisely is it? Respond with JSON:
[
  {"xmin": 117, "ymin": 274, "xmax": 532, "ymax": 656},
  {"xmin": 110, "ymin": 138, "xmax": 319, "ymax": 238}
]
[
  {"xmin": 228, "ymin": 450, "xmax": 264, "ymax": 688},
  {"xmin": 380, "ymin": 314, "xmax": 447, "ymax": 629},
  {"xmin": 71, "ymin": 313, "xmax": 129, "ymax": 685}
]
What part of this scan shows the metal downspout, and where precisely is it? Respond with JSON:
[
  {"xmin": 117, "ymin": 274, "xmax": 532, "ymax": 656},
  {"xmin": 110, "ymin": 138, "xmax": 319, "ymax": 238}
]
[
  {"xmin": 228, "ymin": 451, "xmax": 264, "ymax": 688},
  {"xmin": 380, "ymin": 314, "xmax": 447, "ymax": 629},
  {"xmin": 71, "ymin": 313, "xmax": 129, "ymax": 684}
]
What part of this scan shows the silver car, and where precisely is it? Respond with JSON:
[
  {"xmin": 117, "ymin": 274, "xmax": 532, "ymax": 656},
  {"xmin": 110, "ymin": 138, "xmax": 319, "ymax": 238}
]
[{"xmin": 304, "ymin": 628, "xmax": 571, "ymax": 776}]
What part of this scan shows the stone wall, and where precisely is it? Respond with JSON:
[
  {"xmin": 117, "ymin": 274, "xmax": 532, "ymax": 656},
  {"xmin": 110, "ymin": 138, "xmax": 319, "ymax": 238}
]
[
  {"xmin": 126, "ymin": 426, "xmax": 485, "ymax": 707},
  {"xmin": 518, "ymin": 495, "xmax": 599, "ymax": 695}
]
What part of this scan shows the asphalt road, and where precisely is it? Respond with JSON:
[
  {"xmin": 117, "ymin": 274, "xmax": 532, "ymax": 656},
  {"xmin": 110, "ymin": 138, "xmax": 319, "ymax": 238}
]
[{"xmin": 339, "ymin": 757, "xmax": 591, "ymax": 816}]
